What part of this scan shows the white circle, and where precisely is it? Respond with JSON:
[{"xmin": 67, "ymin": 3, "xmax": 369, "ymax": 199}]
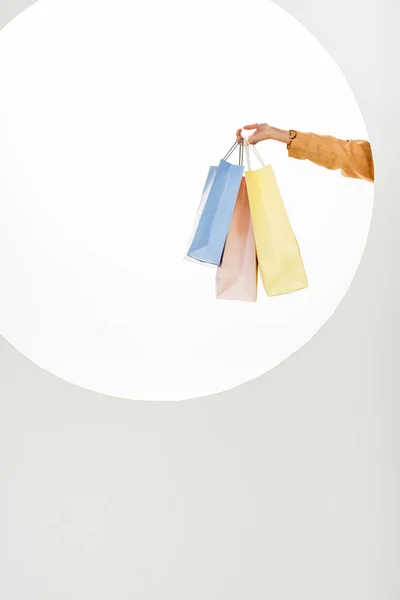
[{"xmin": 0, "ymin": 0, "xmax": 373, "ymax": 401}]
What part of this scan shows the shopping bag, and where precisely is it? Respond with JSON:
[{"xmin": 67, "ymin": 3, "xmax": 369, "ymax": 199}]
[
  {"xmin": 244, "ymin": 142, "xmax": 308, "ymax": 297},
  {"xmin": 186, "ymin": 143, "xmax": 244, "ymax": 266},
  {"xmin": 216, "ymin": 144, "xmax": 257, "ymax": 301}
]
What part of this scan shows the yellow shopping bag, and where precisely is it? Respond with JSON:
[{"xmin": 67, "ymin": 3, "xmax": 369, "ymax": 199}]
[{"xmin": 244, "ymin": 142, "xmax": 308, "ymax": 297}]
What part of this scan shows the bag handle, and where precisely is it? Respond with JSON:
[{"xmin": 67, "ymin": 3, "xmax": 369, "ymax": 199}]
[
  {"xmin": 222, "ymin": 142, "xmax": 245, "ymax": 165},
  {"xmin": 221, "ymin": 141, "xmax": 250, "ymax": 166},
  {"xmin": 250, "ymin": 143, "xmax": 266, "ymax": 168},
  {"xmin": 244, "ymin": 138, "xmax": 251, "ymax": 170},
  {"xmin": 222, "ymin": 142, "xmax": 239, "ymax": 162},
  {"xmin": 243, "ymin": 137, "xmax": 266, "ymax": 170}
]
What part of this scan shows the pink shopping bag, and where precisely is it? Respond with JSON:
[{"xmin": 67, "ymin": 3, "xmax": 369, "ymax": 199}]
[{"xmin": 216, "ymin": 176, "xmax": 257, "ymax": 302}]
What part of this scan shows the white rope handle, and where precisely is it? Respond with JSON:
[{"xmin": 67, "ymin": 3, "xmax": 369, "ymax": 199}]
[
  {"xmin": 239, "ymin": 142, "xmax": 244, "ymax": 166},
  {"xmin": 243, "ymin": 137, "xmax": 266, "ymax": 170},
  {"xmin": 244, "ymin": 138, "xmax": 251, "ymax": 170},
  {"xmin": 250, "ymin": 144, "xmax": 266, "ymax": 168}
]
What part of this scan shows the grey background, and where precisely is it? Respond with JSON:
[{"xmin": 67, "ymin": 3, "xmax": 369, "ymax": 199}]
[{"xmin": 0, "ymin": 0, "xmax": 398, "ymax": 598}]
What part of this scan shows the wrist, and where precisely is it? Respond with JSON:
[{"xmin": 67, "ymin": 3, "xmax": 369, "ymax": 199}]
[{"xmin": 270, "ymin": 127, "xmax": 291, "ymax": 144}]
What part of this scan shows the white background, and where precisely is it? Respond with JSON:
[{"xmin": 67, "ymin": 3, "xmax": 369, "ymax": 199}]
[
  {"xmin": 1, "ymin": 0, "xmax": 398, "ymax": 599},
  {"xmin": 0, "ymin": 0, "xmax": 374, "ymax": 400}
]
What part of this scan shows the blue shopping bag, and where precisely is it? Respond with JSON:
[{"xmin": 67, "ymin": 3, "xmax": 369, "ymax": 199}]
[{"xmin": 186, "ymin": 143, "xmax": 244, "ymax": 266}]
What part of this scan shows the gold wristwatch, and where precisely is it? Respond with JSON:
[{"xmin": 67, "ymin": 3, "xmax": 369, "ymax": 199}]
[{"xmin": 287, "ymin": 129, "xmax": 297, "ymax": 150}]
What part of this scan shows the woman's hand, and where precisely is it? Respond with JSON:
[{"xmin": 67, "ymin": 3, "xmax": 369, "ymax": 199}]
[{"xmin": 236, "ymin": 123, "xmax": 291, "ymax": 145}]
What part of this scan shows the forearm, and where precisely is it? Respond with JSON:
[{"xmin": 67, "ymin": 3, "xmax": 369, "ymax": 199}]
[
  {"xmin": 242, "ymin": 123, "xmax": 374, "ymax": 182},
  {"xmin": 267, "ymin": 126, "xmax": 291, "ymax": 145}
]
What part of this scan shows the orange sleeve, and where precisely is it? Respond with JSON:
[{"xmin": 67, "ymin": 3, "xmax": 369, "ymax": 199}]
[{"xmin": 288, "ymin": 131, "xmax": 374, "ymax": 183}]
